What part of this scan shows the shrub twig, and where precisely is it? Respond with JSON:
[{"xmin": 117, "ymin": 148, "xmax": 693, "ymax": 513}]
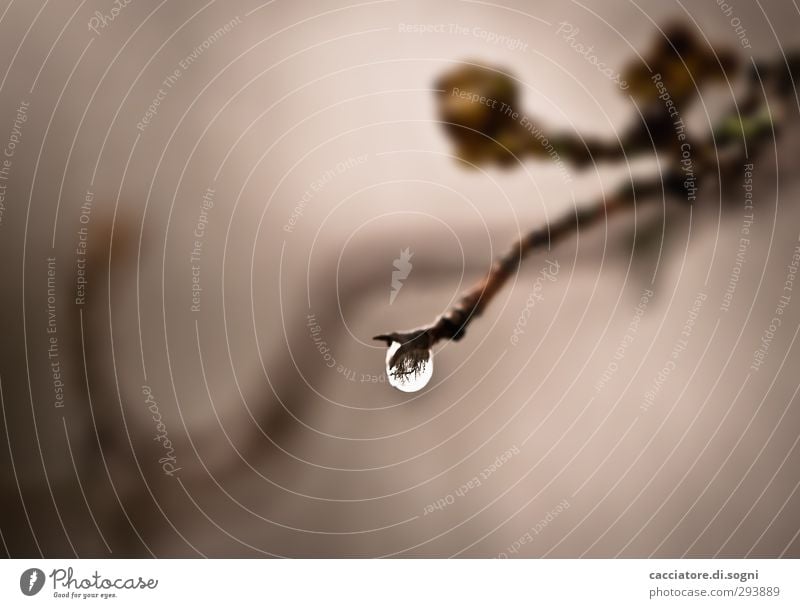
[{"xmin": 375, "ymin": 28, "xmax": 797, "ymax": 374}]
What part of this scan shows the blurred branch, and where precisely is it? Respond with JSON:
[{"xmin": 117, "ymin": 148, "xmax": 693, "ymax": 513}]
[{"xmin": 375, "ymin": 24, "xmax": 797, "ymax": 367}]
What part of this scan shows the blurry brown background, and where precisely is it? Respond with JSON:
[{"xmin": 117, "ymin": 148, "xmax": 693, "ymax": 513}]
[{"xmin": 0, "ymin": 0, "xmax": 799, "ymax": 557}]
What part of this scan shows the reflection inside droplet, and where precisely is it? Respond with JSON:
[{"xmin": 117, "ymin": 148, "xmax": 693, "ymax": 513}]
[{"xmin": 385, "ymin": 341, "xmax": 433, "ymax": 392}]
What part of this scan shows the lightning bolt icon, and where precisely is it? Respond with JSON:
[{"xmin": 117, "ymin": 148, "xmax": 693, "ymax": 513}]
[{"xmin": 28, "ymin": 570, "xmax": 38, "ymax": 592}]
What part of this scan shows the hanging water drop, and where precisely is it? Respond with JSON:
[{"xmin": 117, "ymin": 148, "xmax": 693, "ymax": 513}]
[{"xmin": 385, "ymin": 340, "xmax": 433, "ymax": 392}]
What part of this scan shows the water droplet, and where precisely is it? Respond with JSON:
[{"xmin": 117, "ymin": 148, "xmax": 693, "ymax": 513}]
[{"xmin": 385, "ymin": 341, "xmax": 433, "ymax": 392}]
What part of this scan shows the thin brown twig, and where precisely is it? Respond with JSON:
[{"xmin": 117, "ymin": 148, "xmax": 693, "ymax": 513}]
[
  {"xmin": 373, "ymin": 172, "xmax": 675, "ymax": 358},
  {"xmin": 374, "ymin": 51, "xmax": 795, "ymax": 375}
]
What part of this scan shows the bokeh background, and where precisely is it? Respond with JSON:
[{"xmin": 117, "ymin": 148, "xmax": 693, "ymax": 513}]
[{"xmin": 0, "ymin": 0, "xmax": 799, "ymax": 557}]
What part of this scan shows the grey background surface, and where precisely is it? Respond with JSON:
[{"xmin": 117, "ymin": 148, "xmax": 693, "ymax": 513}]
[{"xmin": 0, "ymin": 0, "xmax": 798, "ymax": 557}]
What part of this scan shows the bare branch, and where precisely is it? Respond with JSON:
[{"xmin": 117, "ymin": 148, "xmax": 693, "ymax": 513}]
[{"xmin": 375, "ymin": 39, "xmax": 797, "ymax": 368}]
